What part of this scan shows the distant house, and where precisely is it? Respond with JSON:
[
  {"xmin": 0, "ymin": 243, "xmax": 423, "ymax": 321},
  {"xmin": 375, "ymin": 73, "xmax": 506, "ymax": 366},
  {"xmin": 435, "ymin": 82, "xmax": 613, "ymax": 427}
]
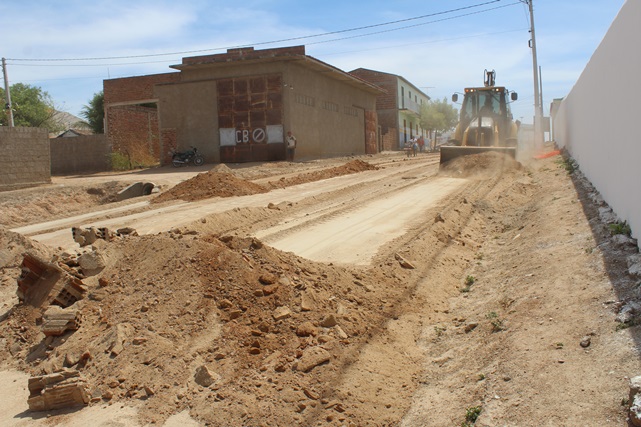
[
  {"xmin": 103, "ymin": 45, "xmax": 383, "ymax": 165},
  {"xmin": 349, "ymin": 68, "xmax": 430, "ymax": 151},
  {"xmin": 55, "ymin": 129, "xmax": 93, "ymax": 138},
  {"xmin": 50, "ymin": 111, "xmax": 91, "ymax": 139}
]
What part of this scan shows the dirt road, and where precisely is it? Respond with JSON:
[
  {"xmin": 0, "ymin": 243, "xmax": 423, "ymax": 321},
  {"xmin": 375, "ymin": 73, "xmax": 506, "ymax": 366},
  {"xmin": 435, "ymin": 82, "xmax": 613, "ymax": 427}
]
[
  {"xmin": 1, "ymin": 151, "xmax": 640, "ymax": 426},
  {"xmin": 16, "ymin": 154, "xmax": 450, "ymax": 254}
]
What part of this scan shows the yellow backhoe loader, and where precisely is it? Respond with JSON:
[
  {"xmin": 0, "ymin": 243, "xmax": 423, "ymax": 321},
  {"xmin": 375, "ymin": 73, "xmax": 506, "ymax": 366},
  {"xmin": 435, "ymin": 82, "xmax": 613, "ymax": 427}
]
[{"xmin": 440, "ymin": 70, "xmax": 519, "ymax": 165}]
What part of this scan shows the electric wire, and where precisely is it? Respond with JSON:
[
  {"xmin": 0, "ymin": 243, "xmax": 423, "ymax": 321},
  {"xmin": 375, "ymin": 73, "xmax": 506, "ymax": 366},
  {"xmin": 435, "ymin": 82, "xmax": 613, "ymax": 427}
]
[{"xmin": 6, "ymin": 0, "xmax": 507, "ymax": 63}]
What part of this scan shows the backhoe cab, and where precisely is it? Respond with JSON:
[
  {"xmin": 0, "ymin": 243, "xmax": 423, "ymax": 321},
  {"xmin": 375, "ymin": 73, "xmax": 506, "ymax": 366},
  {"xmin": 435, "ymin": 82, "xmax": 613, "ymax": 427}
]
[{"xmin": 440, "ymin": 70, "xmax": 519, "ymax": 165}]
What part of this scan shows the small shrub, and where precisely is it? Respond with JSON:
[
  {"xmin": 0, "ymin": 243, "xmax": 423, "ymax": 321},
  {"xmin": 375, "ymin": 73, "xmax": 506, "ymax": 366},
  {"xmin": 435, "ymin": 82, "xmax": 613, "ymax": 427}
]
[
  {"xmin": 609, "ymin": 221, "xmax": 631, "ymax": 237},
  {"xmin": 463, "ymin": 406, "xmax": 482, "ymax": 425},
  {"xmin": 490, "ymin": 318, "xmax": 505, "ymax": 332},
  {"xmin": 556, "ymin": 157, "xmax": 576, "ymax": 174},
  {"xmin": 110, "ymin": 151, "xmax": 131, "ymax": 171},
  {"xmin": 461, "ymin": 275, "xmax": 476, "ymax": 293},
  {"xmin": 616, "ymin": 319, "xmax": 639, "ymax": 331},
  {"xmin": 486, "ymin": 311, "xmax": 505, "ymax": 332}
]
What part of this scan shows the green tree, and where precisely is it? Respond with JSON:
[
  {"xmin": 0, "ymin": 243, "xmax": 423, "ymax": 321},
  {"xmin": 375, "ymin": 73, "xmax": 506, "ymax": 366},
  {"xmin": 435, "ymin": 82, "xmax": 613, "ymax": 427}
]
[
  {"xmin": 80, "ymin": 91, "xmax": 104, "ymax": 133},
  {"xmin": 419, "ymin": 97, "xmax": 458, "ymax": 147},
  {"xmin": 0, "ymin": 83, "xmax": 63, "ymax": 132}
]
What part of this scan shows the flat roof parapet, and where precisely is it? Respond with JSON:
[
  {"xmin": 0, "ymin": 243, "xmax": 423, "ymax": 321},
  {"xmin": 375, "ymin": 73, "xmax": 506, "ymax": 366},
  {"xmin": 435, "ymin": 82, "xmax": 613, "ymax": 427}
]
[{"xmin": 181, "ymin": 45, "xmax": 306, "ymax": 66}]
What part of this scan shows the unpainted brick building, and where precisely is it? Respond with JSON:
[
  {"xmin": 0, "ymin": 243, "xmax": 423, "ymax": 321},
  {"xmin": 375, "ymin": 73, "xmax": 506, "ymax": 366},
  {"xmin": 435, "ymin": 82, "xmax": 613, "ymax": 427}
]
[
  {"xmin": 349, "ymin": 68, "xmax": 430, "ymax": 151},
  {"xmin": 104, "ymin": 46, "xmax": 383, "ymax": 165}
]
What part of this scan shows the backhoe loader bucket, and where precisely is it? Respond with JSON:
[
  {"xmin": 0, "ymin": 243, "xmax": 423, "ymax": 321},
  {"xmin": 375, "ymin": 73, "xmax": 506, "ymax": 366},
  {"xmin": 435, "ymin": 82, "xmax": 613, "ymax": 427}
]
[{"xmin": 439, "ymin": 146, "xmax": 517, "ymax": 165}]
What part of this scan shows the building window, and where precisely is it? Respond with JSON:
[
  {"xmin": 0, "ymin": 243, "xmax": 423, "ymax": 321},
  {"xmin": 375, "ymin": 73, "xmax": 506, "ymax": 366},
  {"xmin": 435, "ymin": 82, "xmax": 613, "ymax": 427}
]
[
  {"xmin": 321, "ymin": 100, "xmax": 339, "ymax": 112},
  {"xmin": 344, "ymin": 106, "xmax": 358, "ymax": 117},
  {"xmin": 295, "ymin": 93, "xmax": 315, "ymax": 107}
]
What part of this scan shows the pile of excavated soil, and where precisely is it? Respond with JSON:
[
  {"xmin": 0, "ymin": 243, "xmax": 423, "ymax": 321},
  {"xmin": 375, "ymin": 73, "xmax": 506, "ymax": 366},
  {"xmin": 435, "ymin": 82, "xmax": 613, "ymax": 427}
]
[
  {"xmin": 0, "ymin": 182, "xmax": 123, "ymax": 228},
  {"xmin": 0, "ymin": 228, "xmax": 54, "ymax": 317},
  {"xmin": 152, "ymin": 159, "xmax": 379, "ymax": 203},
  {"xmin": 0, "ymin": 226, "xmax": 422, "ymax": 426},
  {"xmin": 438, "ymin": 151, "xmax": 521, "ymax": 178},
  {"xmin": 151, "ymin": 171, "xmax": 268, "ymax": 203},
  {"xmin": 267, "ymin": 159, "xmax": 379, "ymax": 189}
]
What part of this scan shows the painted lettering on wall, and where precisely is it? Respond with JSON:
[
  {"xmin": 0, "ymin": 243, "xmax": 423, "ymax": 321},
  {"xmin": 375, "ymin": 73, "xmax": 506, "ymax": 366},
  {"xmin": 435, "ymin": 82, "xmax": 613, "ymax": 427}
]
[
  {"xmin": 235, "ymin": 128, "xmax": 266, "ymax": 144},
  {"xmin": 219, "ymin": 125, "xmax": 283, "ymax": 147}
]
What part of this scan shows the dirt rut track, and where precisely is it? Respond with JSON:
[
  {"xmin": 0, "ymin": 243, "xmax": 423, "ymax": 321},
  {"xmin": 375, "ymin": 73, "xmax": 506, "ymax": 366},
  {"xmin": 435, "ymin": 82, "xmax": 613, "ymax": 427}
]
[
  {"xmin": 17, "ymin": 156, "xmax": 443, "ymax": 250},
  {"xmin": 1, "ymin": 152, "xmax": 640, "ymax": 426}
]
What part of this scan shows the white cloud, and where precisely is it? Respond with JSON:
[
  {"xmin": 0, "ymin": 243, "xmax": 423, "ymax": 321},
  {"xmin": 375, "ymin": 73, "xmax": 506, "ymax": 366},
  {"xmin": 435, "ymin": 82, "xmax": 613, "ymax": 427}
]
[{"xmin": 0, "ymin": 0, "xmax": 626, "ymax": 121}]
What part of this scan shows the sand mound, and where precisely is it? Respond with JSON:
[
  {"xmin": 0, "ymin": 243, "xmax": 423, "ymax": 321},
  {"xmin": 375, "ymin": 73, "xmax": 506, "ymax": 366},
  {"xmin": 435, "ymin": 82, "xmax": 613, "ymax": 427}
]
[
  {"xmin": 152, "ymin": 160, "xmax": 378, "ymax": 203},
  {"xmin": 210, "ymin": 163, "xmax": 234, "ymax": 174},
  {"xmin": 0, "ymin": 230, "xmax": 402, "ymax": 425},
  {"xmin": 152, "ymin": 171, "xmax": 268, "ymax": 203},
  {"xmin": 439, "ymin": 151, "xmax": 521, "ymax": 178},
  {"xmin": 0, "ymin": 227, "xmax": 53, "ymax": 269},
  {"xmin": 268, "ymin": 159, "xmax": 379, "ymax": 188}
]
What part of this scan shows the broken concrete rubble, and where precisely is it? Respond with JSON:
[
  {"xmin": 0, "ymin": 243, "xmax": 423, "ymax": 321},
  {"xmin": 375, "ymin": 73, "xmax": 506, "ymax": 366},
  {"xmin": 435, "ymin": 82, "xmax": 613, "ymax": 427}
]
[
  {"xmin": 194, "ymin": 365, "xmax": 220, "ymax": 388},
  {"xmin": 116, "ymin": 181, "xmax": 156, "ymax": 202},
  {"xmin": 27, "ymin": 369, "xmax": 89, "ymax": 411},
  {"xmin": 42, "ymin": 305, "xmax": 82, "ymax": 336},
  {"xmin": 296, "ymin": 346, "xmax": 331, "ymax": 372},
  {"xmin": 77, "ymin": 250, "xmax": 106, "ymax": 277},
  {"xmin": 71, "ymin": 226, "xmax": 138, "ymax": 247},
  {"xmin": 18, "ymin": 253, "xmax": 87, "ymax": 308},
  {"xmin": 630, "ymin": 376, "xmax": 641, "ymax": 426},
  {"xmin": 394, "ymin": 253, "xmax": 416, "ymax": 269}
]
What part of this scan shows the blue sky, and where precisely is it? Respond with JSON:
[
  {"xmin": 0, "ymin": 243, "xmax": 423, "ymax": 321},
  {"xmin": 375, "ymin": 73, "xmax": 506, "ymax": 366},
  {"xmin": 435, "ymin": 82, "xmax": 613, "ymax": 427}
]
[{"xmin": 1, "ymin": 0, "xmax": 626, "ymax": 124}]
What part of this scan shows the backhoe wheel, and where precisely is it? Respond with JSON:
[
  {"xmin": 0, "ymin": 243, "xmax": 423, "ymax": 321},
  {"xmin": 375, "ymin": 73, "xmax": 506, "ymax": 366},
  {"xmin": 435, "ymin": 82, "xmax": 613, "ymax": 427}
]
[{"xmin": 193, "ymin": 155, "xmax": 204, "ymax": 166}]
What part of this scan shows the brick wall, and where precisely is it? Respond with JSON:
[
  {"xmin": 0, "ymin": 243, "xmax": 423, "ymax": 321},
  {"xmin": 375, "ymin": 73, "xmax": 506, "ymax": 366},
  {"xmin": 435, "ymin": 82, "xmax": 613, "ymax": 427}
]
[
  {"xmin": 365, "ymin": 110, "xmax": 378, "ymax": 154},
  {"xmin": 349, "ymin": 69, "xmax": 398, "ymax": 111},
  {"xmin": 161, "ymin": 129, "xmax": 177, "ymax": 164},
  {"xmin": 106, "ymin": 105, "xmax": 160, "ymax": 162},
  {"xmin": 104, "ymin": 73, "xmax": 179, "ymax": 164},
  {"xmin": 50, "ymin": 134, "xmax": 111, "ymax": 175},
  {"xmin": 182, "ymin": 46, "xmax": 306, "ymax": 66},
  {"xmin": 0, "ymin": 127, "xmax": 51, "ymax": 191},
  {"xmin": 349, "ymin": 69, "xmax": 400, "ymax": 150},
  {"xmin": 104, "ymin": 73, "xmax": 179, "ymax": 104}
]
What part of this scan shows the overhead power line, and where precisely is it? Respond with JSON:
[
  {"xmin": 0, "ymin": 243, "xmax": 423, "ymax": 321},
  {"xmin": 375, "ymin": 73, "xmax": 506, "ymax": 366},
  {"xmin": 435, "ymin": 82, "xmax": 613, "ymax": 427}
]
[
  {"xmin": 7, "ymin": 0, "xmax": 506, "ymax": 63},
  {"xmin": 304, "ymin": 2, "xmax": 520, "ymax": 47}
]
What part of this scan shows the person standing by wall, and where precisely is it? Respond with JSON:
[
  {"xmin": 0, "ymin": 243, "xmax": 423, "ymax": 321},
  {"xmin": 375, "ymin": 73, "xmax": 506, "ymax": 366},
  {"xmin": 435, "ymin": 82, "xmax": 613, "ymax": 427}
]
[{"xmin": 286, "ymin": 131, "xmax": 297, "ymax": 162}]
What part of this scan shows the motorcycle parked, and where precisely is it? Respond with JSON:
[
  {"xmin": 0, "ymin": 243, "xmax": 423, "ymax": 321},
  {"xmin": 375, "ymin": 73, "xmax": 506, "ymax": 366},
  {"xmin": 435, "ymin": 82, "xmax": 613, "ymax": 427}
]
[{"xmin": 170, "ymin": 146, "xmax": 205, "ymax": 167}]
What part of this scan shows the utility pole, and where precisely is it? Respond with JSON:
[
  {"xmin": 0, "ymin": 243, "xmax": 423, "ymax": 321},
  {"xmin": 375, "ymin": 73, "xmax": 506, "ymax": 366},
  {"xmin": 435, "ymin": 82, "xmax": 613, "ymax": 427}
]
[
  {"xmin": 524, "ymin": 0, "xmax": 544, "ymax": 150},
  {"xmin": 2, "ymin": 57, "xmax": 15, "ymax": 127}
]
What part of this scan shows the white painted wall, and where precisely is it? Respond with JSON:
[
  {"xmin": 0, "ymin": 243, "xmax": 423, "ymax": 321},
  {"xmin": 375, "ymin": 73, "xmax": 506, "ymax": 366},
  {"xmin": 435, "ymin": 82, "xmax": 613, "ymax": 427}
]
[{"xmin": 554, "ymin": 0, "xmax": 641, "ymax": 240}]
